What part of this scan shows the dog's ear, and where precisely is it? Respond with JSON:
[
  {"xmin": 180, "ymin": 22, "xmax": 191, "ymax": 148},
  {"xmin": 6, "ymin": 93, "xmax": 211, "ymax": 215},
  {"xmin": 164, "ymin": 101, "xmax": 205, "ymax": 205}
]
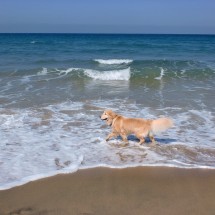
[{"xmin": 108, "ymin": 110, "xmax": 117, "ymax": 119}]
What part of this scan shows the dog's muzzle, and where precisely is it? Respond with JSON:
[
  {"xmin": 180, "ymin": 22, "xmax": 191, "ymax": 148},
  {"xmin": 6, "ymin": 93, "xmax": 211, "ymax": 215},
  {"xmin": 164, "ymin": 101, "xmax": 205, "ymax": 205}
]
[{"xmin": 100, "ymin": 115, "xmax": 108, "ymax": 120}]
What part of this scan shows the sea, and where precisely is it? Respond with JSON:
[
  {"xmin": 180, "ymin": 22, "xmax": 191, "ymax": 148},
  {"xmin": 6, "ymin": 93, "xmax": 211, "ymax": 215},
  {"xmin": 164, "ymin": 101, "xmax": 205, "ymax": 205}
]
[{"xmin": 0, "ymin": 33, "xmax": 215, "ymax": 190}]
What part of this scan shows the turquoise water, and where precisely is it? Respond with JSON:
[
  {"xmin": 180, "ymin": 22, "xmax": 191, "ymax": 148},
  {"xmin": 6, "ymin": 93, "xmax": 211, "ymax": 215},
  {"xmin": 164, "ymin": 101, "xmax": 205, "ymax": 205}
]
[{"xmin": 0, "ymin": 34, "xmax": 215, "ymax": 189}]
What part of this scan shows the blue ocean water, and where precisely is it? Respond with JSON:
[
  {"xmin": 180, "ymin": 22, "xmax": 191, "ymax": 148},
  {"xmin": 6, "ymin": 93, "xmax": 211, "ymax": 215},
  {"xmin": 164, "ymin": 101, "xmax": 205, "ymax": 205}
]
[
  {"xmin": 0, "ymin": 34, "xmax": 215, "ymax": 70},
  {"xmin": 0, "ymin": 34, "xmax": 215, "ymax": 189}
]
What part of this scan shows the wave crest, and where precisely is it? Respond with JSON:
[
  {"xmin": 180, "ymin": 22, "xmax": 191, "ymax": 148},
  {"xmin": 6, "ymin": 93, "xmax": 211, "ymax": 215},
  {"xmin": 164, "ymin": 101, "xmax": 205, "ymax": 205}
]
[
  {"xmin": 36, "ymin": 67, "xmax": 131, "ymax": 81},
  {"xmin": 94, "ymin": 59, "xmax": 133, "ymax": 65},
  {"xmin": 84, "ymin": 68, "xmax": 130, "ymax": 80}
]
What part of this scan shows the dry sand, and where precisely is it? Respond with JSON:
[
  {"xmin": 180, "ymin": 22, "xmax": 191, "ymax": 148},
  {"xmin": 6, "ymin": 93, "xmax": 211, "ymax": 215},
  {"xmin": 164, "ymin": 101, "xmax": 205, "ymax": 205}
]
[{"xmin": 0, "ymin": 167, "xmax": 215, "ymax": 215}]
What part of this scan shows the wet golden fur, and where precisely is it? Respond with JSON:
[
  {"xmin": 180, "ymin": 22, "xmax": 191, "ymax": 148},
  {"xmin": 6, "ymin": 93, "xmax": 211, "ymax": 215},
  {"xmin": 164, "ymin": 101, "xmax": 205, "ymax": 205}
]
[{"xmin": 101, "ymin": 109, "xmax": 173, "ymax": 145}]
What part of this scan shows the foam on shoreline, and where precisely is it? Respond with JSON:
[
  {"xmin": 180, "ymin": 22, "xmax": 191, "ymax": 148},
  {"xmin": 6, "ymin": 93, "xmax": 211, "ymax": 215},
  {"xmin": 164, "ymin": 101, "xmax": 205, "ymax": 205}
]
[{"xmin": 0, "ymin": 100, "xmax": 215, "ymax": 190}]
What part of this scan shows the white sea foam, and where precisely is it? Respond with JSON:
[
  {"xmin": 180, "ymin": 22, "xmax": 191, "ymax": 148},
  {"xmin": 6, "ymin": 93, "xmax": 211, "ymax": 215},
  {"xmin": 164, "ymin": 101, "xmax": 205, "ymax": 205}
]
[
  {"xmin": 37, "ymin": 67, "xmax": 48, "ymax": 75},
  {"xmin": 0, "ymin": 100, "xmax": 215, "ymax": 190},
  {"xmin": 94, "ymin": 59, "xmax": 133, "ymax": 65},
  {"xmin": 181, "ymin": 69, "xmax": 186, "ymax": 75},
  {"xmin": 58, "ymin": 67, "xmax": 80, "ymax": 75},
  {"xmin": 84, "ymin": 68, "xmax": 131, "ymax": 80},
  {"xmin": 36, "ymin": 67, "xmax": 131, "ymax": 81},
  {"xmin": 0, "ymin": 155, "xmax": 83, "ymax": 190},
  {"xmin": 36, "ymin": 67, "xmax": 80, "ymax": 80},
  {"xmin": 155, "ymin": 67, "xmax": 165, "ymax": 80}
]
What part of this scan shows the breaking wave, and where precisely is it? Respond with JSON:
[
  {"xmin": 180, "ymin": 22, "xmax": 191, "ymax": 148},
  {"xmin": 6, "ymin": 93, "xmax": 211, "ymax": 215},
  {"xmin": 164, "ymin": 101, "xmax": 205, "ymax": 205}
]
[
  {"xmin": 36, "ymin": 67, "xmax": 131, "ymax": 81},
  {"xmin": 94, "ymin": 59, "xmax": 133, "ymax": 65},
  {"xmin": 84, "ymin": 68, "xmax": 130, "ymax": 80}
]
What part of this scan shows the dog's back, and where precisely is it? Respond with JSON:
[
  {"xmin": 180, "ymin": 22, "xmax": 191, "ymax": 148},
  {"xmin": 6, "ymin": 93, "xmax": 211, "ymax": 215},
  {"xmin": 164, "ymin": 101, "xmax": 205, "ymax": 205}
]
[
  {"xmin": 113, "ymin": 116, "xmax": 152, "ymax": 135},
  {"xmin": 113, "ymin": 116, "xmax": 173, "ymax": 136}
]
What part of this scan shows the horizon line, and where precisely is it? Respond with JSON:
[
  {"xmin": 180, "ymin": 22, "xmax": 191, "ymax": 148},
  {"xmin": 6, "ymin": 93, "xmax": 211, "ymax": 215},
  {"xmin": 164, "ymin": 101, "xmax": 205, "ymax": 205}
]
[{"xmin": 0, "ymin": 32, "xmax": 215, "ymax": 36}]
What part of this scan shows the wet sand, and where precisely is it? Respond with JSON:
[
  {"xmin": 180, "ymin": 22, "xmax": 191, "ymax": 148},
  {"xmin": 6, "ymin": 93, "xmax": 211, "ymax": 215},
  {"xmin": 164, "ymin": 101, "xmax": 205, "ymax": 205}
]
[{"xmin": 0, "ymin": 167, "xmax": 215, "ymax": 215}]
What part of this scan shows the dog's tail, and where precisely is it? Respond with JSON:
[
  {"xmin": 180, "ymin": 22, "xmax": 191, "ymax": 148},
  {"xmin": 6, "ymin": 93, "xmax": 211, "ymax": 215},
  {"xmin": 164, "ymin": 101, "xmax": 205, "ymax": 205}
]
[{"xmin": 151, "ymin": 118, "xmax": 173, "ymax": 135}]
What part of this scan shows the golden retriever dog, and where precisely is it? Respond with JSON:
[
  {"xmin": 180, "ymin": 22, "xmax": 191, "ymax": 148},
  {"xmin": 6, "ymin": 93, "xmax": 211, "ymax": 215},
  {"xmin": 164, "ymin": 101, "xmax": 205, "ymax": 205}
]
[{"xmin": 100, "ymin": 109, "xmax": 173, "ymax": 145}]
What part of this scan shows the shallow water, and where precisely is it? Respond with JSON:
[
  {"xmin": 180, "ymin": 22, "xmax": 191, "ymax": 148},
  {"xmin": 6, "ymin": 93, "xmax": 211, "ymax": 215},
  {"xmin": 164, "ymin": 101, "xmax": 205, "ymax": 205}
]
[{"xmin": 0, "ymin": 34, "xmax": 215, "ymax": 189}]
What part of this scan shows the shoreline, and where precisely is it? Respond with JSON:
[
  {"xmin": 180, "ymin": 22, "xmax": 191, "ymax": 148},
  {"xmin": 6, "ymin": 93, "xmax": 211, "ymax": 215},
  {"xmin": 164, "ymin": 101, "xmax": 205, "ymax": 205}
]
[
  {"xmin": 2, "ymin": 164, "xmax": 215, "ymax": 191},
  {"xmin": 1, "ymin": 166, "xmax": 215, "ymax": 215}
]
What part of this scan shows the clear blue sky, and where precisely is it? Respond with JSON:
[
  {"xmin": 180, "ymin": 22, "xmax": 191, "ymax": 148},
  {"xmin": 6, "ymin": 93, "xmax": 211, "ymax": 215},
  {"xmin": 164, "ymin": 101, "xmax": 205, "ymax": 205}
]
[{"xmin": 0, "ymin": 0, "xmax": 214, "ymax": 34}]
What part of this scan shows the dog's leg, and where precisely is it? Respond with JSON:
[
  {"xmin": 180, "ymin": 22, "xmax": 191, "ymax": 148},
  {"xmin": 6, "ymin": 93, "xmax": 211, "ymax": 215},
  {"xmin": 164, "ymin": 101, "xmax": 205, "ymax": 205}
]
[
  {"xmin": 149, "ymin": 131, "xmax": 156, "ymax": 145},
  {"xmin": 106, "ymin": 132, "xmax": 117, "ymax": 141},
  {"xmin": 120, "ymin": 133, "xmax": 129, "ymax": 146},
  {"xmin": 136, "ymin": 133, "xmax": 145, "ymax": 145},
  {"xmin": 138, "ymin": 137, "xmax": 145, "ymax": 145},
  {"xmin": 149, "ymin": 135, "xmax": 155, "ymax": 143}
]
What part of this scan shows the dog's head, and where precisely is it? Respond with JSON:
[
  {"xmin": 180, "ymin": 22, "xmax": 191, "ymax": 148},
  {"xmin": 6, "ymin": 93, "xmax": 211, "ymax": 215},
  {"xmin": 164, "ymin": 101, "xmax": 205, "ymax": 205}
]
[{"xmin": 100, "ymin": 109, "xmax": 117, "ymax": 126}]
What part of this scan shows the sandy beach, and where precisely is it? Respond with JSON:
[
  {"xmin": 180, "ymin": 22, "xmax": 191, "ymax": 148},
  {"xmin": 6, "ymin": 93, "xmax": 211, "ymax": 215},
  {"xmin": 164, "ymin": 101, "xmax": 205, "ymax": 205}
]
[{"xmin": 0, "ymin": 167, "xmax": 215, "ymax": 215}]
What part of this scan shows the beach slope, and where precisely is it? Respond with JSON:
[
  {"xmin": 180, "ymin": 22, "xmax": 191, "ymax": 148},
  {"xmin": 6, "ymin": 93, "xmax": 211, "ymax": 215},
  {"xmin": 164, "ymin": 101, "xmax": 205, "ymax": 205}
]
[{"xmin": 0, "ymin": 167, "xmax": 215, "ymax": 215}]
